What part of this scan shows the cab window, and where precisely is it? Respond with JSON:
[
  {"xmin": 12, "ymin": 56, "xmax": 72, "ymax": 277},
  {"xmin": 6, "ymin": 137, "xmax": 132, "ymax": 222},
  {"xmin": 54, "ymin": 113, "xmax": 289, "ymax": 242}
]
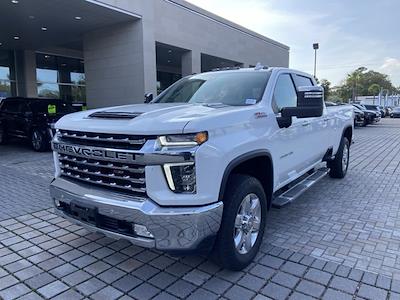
[
  {"xmin": 272, "ymin": 74, "xmax": 297, "ymax": 113},
  {"xmin": 294, "ymin": 75, "xmax": 314, "ymax": 88}
]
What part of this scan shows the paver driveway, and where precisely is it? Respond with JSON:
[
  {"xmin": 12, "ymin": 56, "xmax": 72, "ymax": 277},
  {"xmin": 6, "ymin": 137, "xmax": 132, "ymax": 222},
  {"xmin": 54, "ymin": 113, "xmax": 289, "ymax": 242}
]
[{"xmin": 1, "ymin": 118, "xmax": 400, "ymax": 300}]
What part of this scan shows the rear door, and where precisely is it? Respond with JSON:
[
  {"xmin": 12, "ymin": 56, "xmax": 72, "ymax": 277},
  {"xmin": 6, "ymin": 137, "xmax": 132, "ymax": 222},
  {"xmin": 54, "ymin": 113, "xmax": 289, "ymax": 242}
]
[{"xmin": 14, "ymin": 100, "xmax": 31, "ymax": 137}]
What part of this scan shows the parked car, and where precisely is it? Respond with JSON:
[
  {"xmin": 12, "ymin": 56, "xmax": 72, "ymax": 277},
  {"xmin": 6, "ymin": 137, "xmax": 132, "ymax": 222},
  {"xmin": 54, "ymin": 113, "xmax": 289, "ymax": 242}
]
[
  {"xmin": 353, "ymin": 104, "xmax": 381, "ymax": 124},
  {"xmin": 390, "ymin": 107, "xmax": 400, "ymax": 118},
  {"xmin": 353, "ymin": 106, "xmax": 366, "ymax": 127},
  {"xmin": 364, "ymin": 104, "xmax": 385, "ymax": 118},
  {"xmin": 49, "ymin": 67, "xmax": 354, "ymax": 270},
  {"xmin": 385, "ymin": 107, "xmax": 393, "ymax": 117},
  {"xmin": 0, "ymin": 97, "xmax": 78, "ymax": 151}
]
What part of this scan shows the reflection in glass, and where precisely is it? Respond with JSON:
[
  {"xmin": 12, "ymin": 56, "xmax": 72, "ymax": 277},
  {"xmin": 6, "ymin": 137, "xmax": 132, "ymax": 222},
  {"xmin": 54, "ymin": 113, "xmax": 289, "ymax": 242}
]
[
  {"xmin": 0, "ymin": 66, "xmax": 10, "ymax": 81},
  {"xmin": 36, "ymin": 69, "xmax": 58, "ymax": 83},
  {"xmin": 37, "ymin": 83, "xmax": 60, "ymax": 99},
  {"xmin": 71, "ymin": 72, "xmax": 85, "ymax": 85},
  {"xmin": 0, "ymin": 80, "xmax": 11, "ymax": 98},
  {"xmin": 71, "ymin": 86, "xmax": 86, "ymax": 102}
]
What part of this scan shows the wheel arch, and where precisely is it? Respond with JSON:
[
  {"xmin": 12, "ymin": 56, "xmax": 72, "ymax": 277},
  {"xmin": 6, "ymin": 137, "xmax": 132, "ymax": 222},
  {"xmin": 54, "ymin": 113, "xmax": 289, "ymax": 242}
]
[
  {"xmin": 219, "ymin": 150, "xmax": 274, "ymax": 209},
  {"xmin": 343, "ymin": 126, "xmax": 353, "ymax": 144}
]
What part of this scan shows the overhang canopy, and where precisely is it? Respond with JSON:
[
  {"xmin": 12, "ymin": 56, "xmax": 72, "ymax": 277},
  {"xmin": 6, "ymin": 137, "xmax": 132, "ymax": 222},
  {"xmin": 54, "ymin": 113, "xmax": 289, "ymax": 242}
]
[{"xmin": 0, "ymin": 0, "xmax": 139, "ymax": 51}]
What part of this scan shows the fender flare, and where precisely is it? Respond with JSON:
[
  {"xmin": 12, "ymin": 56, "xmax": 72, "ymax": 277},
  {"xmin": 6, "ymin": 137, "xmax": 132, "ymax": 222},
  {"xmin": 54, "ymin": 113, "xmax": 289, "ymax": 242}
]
[{"xmin": 218, "ymin": 150, "xmax": 274, "ymax": 203}]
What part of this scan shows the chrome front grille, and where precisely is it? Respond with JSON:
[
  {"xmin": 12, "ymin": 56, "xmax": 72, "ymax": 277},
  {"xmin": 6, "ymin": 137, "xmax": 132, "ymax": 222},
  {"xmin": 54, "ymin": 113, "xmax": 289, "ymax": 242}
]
[
  {"xmin": 58, "ymin": 130, "xmax": 154, "ymax": 150},
  {"xmin": 58, "ymin": 154, "xmax": 146, "ymax": 196}
]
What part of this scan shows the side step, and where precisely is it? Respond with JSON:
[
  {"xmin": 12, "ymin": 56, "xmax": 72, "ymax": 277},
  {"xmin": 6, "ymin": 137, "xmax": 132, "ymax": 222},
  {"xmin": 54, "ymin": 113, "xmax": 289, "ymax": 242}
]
[{"xmin": 272, "ymin": 168, "xmax": 329, "ymax": 208}]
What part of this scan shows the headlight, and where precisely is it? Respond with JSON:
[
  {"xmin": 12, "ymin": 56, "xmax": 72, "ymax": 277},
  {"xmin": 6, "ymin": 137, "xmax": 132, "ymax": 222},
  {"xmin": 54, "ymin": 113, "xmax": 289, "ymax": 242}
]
[
  {"xmin": 163, "ymin": 162, "xmax": 196, "ymax": 193},
  {"xmin": 157, "ymin": 132, "xmax": 208, "ymax": 147}
]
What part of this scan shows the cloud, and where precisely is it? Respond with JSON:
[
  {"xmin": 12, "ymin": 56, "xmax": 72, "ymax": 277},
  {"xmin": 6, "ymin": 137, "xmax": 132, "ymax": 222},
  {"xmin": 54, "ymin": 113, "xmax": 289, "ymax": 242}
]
[
  {"xmin": 185, "ymin": 0, "xmax": 400, "ymax": 85},
  {"xmin": 381, "ymin": 58, "xmax": 400, "ymax": 71}
]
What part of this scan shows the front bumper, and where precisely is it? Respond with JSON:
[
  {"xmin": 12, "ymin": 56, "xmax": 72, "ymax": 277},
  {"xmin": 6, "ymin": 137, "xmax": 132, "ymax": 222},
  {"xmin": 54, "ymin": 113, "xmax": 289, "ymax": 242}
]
[{"xmin": 50, "ymin": 178, "xmax": 223, "ymax": 252}]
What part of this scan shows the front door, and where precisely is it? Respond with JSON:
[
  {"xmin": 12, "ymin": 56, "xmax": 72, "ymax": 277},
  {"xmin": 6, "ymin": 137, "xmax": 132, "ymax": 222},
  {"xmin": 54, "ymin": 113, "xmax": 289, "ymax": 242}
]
[{"xmin": 269, "ymin": 73, "xmax": 308, "ymax": 186}]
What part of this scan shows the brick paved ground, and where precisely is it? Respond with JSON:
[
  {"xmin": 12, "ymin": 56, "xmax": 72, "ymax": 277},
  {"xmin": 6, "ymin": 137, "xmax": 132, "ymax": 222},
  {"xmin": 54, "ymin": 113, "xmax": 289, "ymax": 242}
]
[{"xmin": 0, "ymin": 118, "xmax": 400, "ymax": 299}]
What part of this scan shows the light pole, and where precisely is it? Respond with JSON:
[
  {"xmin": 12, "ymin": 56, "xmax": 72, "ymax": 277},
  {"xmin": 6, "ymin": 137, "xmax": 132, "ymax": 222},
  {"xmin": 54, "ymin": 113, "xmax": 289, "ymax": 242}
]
[{"xmin": 313, "ymin": 43, "xmax": 319, "ymax": 78}]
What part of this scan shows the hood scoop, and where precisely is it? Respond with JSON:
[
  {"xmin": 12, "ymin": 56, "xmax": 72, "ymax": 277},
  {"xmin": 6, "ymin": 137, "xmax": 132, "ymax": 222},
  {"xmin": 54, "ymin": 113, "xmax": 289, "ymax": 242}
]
[{"xmin": 89, "ymin": 111, "xmax": 142, "ymax": 119}]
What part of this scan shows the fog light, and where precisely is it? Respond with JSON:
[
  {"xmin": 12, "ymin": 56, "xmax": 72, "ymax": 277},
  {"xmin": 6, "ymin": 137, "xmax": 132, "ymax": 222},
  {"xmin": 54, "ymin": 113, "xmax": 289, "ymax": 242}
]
[
  {"xmin": 163, "ymin": 162, "xmax": 196, "ymax": 193},
  {"xmin": 133, "ymin": 224, "xmax": 154, "ymax": 238}
]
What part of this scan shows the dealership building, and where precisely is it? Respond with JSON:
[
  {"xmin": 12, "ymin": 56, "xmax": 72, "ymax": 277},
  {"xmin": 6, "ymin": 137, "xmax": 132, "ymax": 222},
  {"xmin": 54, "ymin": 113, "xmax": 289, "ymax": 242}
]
[{"xmin": 0, "ymin": 0, "xmax": 289, "ymax": 108}]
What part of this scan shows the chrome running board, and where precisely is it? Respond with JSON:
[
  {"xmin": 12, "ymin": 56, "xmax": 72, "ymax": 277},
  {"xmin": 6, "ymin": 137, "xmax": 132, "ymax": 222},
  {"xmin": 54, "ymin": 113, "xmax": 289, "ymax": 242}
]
[{"xmin": 272, "ymin": 168, "xmax": 329, "ymax": 208}]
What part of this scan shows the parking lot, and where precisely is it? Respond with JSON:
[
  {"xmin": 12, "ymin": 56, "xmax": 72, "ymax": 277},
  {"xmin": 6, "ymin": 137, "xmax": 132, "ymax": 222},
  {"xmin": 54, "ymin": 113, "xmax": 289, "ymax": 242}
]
[{"xmin": 1, "ymin": 118, "xmax": 400, "ymax": 300}]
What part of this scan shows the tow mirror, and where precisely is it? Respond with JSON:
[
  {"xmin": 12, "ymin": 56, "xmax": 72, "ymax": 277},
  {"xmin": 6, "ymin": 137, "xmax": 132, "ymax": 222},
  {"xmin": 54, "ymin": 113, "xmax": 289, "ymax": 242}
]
[
  {"xmin": 144, "ymin": 93, "xmax": 153, "ymax": 103},
  {"xmin": 281, "ymin": 86, "xmax": 324, "ymax": 119},
  {"xmin": 277, "ymin": 86, "xmax": 324, "ymax": 128}
]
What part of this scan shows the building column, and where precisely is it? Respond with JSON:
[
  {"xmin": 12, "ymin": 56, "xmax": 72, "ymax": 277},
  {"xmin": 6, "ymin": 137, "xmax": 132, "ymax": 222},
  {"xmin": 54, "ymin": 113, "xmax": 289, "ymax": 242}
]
[
  {"xmin": 83, "ymin": 20, "xmax": 155, "ymax": 109},
  {"xmin": 181, "ymin": 50, "xmax": 201, "ymax": 76},
  {"xmin": 15, "ymin": 50, "xmax": 37, "ymax": 97}
]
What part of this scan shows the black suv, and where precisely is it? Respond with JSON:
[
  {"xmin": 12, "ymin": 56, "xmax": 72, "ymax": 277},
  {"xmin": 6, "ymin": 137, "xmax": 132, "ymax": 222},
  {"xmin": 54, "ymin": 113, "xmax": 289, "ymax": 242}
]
[{"xmin": 0, "ymin": 97, "xmax": 80, "ymax": 151}]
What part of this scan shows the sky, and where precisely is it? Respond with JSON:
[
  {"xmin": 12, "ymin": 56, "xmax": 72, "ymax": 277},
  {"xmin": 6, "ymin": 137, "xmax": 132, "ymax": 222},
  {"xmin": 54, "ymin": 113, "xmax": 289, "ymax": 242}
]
[{"xmin": 186, "ymin": 0, "xmax": 400, "ymax": 87}]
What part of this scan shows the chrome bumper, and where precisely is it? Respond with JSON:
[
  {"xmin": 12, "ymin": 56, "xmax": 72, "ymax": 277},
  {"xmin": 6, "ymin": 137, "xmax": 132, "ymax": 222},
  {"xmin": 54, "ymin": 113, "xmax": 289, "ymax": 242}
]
[{"xmin": 49, "ymin": 178, "xmax": 223, "ymax": 252}]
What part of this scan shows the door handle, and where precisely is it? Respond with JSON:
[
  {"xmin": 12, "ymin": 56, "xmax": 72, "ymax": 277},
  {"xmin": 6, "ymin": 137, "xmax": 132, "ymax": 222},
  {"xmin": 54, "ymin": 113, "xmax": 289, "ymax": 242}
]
[
  {"xmin": 302, "ymin": 121, "xmax": 311, "ymax": 127},
  {"xmin": 323, "ymin": 117, "xmax": 330, "ymax": 122}
]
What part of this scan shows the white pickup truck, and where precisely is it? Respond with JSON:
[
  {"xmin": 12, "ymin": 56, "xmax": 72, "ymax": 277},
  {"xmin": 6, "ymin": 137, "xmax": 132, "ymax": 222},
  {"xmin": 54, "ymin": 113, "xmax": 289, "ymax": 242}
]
[{"xmin": 50, "ymin": 67, "xmax": 353, "ymax": 270}]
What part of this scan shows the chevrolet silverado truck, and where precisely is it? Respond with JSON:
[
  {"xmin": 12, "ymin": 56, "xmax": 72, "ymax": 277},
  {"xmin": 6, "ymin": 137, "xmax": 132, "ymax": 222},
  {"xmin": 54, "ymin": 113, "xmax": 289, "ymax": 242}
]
[{"xmin": 50, "ymin": 67, "xmax": 353, "ymax": 270}]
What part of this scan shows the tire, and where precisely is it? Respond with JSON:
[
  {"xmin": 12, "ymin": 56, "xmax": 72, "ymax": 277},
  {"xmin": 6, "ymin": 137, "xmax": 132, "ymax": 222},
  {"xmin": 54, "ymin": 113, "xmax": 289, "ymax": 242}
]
[
  {"xmin": 362, "ymin": 119, "xmax": 367, "ymax": 127},
  {"xmin": 328, "ymin": 136, "xmax": 350, "ymax": 179},
  {"xmin": 31, "ymin": 129, "xmax": 48, "ymax": 152},
  {"xmin": 213, "ymin": 174, "xmax": 267, "ymax": 271},
  {"xmin": 0, "ymin": 124, "xmax": 7, "ymax": 145}
]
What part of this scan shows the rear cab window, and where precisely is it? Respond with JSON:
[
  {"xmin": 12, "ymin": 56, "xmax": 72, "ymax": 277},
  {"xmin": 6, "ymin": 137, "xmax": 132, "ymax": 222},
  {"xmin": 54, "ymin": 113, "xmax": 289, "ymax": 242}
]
[{"xmin": 293, "ymin": 74, "xmax": 314, "ymax": 88}]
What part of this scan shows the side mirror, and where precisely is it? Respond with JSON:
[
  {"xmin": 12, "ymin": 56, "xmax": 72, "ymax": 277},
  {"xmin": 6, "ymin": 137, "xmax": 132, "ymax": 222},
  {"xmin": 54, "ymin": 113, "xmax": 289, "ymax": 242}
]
[
  {"xmin": 144, "ymin": 93, "xmax": 153, "ymax": 103},
  {"xmin": 281, "ymin": 86, "xmax": 324, "ymax": 119}
]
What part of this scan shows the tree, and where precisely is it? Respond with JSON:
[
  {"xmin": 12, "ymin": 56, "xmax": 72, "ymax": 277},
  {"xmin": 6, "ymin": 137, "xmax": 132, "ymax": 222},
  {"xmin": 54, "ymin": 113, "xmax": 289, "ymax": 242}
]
[
  {"xmin": 320, "ymin": 79, "xmax": 331, "ymax": 100},
  {"xmin": 334, "ymin": 67, "xmax": 395, "ymax": 102},
  {"xmin": 368, "ymin": 83, "xmax": 381, "ymax": 104}
]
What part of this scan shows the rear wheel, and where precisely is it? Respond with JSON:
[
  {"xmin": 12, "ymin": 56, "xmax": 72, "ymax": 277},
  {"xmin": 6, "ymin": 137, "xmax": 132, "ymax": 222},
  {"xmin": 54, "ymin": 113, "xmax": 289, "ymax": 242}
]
[
  {"xmin": 328, "ymin": 136, "xmax": 350, "ymax": 179},
  {"xmin": 31, "ymin": 129, "xmax": 48, "ymax": 152},
  {"xmin": 213, "ymin": 174, "xmax": 267, "ymax": 271},
  {"xmin": 0, "ymin": 125, "xmax": 7, "ymax": 145}
]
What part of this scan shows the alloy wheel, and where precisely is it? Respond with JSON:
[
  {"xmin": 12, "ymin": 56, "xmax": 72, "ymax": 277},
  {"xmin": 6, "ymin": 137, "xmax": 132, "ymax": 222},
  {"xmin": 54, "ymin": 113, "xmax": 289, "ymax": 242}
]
[
  {"xmin": 342, "ymin": 143, "xmax": 349, "ymax": 173},
  {"xmin": 32, "ymin": 131, "xmax": 42, "ymax": 150},
  {"xmin": 233, "ymin": 193, "xmax": 262, "ymax": 254}
]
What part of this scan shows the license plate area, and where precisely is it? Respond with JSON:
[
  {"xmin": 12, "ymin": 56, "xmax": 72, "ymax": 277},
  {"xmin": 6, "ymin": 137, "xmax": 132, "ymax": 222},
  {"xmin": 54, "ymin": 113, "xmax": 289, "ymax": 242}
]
[{"xmin": 70, "ymin": 201, "xmax": 98, "ymax": 226}]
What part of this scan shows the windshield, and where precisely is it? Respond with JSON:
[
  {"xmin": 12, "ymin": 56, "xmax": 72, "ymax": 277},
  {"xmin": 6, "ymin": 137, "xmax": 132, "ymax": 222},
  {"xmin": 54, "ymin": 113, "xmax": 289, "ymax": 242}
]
[{"xmin": 154, "ymin": 71, "xmax": 271, "ymax": 106}]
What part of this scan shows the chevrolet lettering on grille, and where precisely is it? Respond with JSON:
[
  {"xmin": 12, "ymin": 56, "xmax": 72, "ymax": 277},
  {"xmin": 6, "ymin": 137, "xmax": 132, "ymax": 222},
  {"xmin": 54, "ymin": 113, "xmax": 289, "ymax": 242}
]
[{"xmin": 52, "ymin": 143, "xmax": 136, "ymax": 162}]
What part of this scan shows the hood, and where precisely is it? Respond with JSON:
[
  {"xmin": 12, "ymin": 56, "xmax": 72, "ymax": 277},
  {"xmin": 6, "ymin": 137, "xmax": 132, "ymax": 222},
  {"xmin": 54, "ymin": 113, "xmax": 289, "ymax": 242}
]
[{"xmin": 55, "ymin": 103, "xmax": 246, "ymax": 135}]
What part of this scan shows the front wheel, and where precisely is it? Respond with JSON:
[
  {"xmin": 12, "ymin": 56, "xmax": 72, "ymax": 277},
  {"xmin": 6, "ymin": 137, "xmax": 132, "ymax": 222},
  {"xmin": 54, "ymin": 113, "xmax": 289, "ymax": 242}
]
[
  {"xmin": 328, "ymin": 136, "xmax": 350, "ymax": 178},
  {"xmin": 213, "ymin": 174, "xmax": 267, "ymax": 271},
  {"xmin": 31, "ymin": 129, "xmax": 48, "ymax": 152}
]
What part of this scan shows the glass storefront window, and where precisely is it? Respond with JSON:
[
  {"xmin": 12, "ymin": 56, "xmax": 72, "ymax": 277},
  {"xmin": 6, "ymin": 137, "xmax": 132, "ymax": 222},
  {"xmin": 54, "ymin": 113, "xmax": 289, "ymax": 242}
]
[
  {"xmin": 71, "ymin": 72, "xmax": 85, "ymax": 85},
  {"xmin": 36, "ymin": 53, "xmax": 86, "ymax": 103},
  {"xmin": 0, "ymin": 50, "xmax": 16, "ymax": 98},
  {"xmin": 36, "ymin": 69, "xmax": 58, "ymax": 83}
]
